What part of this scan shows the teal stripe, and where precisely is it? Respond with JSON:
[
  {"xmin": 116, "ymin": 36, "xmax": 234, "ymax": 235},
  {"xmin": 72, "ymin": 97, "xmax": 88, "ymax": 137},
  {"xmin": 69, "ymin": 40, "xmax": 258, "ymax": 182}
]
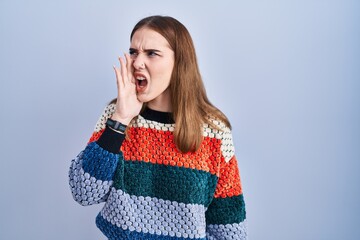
[
  {"xmin": 205, "ymin": 194, "xmax": 246, "ymax": 224},
  {"xmin": 113, "ymin": 158, "xmax": 218, "ymax": 206}
]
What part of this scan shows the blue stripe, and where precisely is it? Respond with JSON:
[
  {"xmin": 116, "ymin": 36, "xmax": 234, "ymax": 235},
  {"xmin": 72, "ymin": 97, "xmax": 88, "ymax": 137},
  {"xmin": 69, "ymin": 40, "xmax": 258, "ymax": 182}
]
[
  {"xmin": 96, "ymin": 214, "xmax": 207, "ymax": 240},
  {"xmin": 82, "ymin": 142, "xmax": 119, "ymax": 181}
]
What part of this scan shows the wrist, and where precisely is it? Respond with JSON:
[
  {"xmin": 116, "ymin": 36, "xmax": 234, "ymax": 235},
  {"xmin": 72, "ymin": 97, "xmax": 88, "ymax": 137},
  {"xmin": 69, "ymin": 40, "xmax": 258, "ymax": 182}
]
[
  {"xmin": 106, "ymin": 118, "xmax": 128, "ymax": 133},
  {"xmin": 110, "ymin": 113, "xmax": 133, "ymax": 125}
]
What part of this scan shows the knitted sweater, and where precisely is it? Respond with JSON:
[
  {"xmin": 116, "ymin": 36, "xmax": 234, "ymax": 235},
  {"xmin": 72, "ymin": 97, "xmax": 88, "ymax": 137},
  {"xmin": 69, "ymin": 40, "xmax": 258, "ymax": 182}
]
[{"xmin": 69, "ymin": 104, "xmax": 247, "ymax": 239}]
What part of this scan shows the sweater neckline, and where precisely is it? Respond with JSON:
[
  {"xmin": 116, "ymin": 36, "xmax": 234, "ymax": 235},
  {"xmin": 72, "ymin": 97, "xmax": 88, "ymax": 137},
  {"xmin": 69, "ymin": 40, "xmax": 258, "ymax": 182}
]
[{"xmin": 140, "ymin": 107, "xmax": 175, "ymax": 124}]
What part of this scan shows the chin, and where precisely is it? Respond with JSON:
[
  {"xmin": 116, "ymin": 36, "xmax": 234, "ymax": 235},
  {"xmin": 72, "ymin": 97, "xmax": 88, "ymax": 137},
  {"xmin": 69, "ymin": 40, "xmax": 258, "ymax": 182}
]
[{"xmin": 136, "ymin": 93, "xmax": 151, "ymax": 103}]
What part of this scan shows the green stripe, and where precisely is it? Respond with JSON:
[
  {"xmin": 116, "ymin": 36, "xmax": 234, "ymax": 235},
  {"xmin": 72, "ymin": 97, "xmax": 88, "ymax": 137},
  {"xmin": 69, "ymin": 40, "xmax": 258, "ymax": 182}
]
[
  {"xmin": 206, "ymin": 194, "xmax": 246, "ymax": 224},
  {"xmin": 113, "ymin": 158, "xmax": 218, "ymax": 206}
]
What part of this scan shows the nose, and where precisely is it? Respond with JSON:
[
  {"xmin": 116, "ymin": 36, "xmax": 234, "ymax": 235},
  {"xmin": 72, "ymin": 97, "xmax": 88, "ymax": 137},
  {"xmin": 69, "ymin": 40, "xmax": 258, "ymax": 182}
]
[{"xmin": 132, "ymin": 54, "xmax": 145, "ymax": 70}]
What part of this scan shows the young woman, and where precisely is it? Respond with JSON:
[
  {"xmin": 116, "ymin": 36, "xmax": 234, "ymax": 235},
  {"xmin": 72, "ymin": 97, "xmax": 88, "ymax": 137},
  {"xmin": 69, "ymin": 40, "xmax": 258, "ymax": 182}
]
[{"xmin": 69, "ymin": 15, "xmax": 247, "ymax": 240}]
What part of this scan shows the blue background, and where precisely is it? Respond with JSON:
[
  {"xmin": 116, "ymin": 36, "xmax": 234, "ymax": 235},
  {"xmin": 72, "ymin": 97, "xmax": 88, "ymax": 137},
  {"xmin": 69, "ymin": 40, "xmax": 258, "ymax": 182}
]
[{"xmin": 0, "ymin": 0, "xmax": 359, "ymax": 239}]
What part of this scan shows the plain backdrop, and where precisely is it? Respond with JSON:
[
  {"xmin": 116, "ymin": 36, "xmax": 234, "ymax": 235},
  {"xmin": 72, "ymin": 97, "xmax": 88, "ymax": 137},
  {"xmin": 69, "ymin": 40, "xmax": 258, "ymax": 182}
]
[{"xmin": 0, "ymin": 0, "xmax": 359, "ymax": 239}]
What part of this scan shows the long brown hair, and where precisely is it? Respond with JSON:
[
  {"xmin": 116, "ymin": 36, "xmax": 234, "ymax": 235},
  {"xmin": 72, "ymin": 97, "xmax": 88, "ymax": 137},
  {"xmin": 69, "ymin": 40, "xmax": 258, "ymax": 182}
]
[{"xmin": 113, "ymin": 15, "xmax": 231, "ymax": 153}]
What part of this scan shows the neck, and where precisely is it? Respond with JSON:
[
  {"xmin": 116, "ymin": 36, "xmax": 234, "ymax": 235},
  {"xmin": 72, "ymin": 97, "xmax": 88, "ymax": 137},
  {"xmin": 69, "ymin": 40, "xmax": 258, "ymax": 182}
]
[{"xmin": 147, "ymin": 89, "xmax": 172, "ymax": 112}]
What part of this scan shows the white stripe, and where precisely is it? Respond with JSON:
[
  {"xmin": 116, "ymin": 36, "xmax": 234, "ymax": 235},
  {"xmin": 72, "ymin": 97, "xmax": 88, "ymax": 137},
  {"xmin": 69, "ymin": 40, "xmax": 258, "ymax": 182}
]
[
  {"xmin": 100, "ymin": 188, "xmax": 207, "ymax": 239},
  {"xmin": 206, "ymin": 220, "xmax": 248, "ymax": 240}
]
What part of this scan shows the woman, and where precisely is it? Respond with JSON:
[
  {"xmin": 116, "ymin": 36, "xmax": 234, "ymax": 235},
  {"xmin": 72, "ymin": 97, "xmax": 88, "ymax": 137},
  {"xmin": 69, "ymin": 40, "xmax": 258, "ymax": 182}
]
[{"xmin": 69, "ymin": 15, "xmax": 247, "ymax": 240}]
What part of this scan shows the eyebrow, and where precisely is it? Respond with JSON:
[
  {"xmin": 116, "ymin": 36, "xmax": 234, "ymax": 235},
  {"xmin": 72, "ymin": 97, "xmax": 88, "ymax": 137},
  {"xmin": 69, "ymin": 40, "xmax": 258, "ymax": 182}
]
[{"xmin": 129, "ymin": 48, "xmax": 162, "ymax": 53}]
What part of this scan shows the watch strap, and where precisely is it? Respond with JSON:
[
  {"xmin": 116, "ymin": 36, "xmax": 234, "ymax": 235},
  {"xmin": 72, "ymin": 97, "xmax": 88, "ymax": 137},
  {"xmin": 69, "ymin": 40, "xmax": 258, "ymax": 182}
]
[{"xmin": 106, "ymin": 118, "xmax": 127, "ymax": 133}]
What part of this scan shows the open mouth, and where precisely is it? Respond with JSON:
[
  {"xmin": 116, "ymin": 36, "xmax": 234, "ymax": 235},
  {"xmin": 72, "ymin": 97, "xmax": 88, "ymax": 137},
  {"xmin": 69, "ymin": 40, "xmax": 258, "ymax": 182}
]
[{"xmin": 135, "ymin": 76, "xmax": 148, "ymax": 93}]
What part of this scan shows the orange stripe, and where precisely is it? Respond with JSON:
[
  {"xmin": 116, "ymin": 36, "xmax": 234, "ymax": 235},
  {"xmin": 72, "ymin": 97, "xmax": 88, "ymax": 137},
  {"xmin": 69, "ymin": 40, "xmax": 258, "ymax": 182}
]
[
  {"xmin": 121, "ymin": 127, "xmax": 223, "ymax": 175},
  {"xmin": 87, "ymin": 127, "xmax": 225, "ymax": 175},
  {"xmin": 88, "ymin": 129, "xmax": 104, "ymax": 144},
  {"xmin": 214, "ymin": 155, "xmax": 243, "ymax": 198}
]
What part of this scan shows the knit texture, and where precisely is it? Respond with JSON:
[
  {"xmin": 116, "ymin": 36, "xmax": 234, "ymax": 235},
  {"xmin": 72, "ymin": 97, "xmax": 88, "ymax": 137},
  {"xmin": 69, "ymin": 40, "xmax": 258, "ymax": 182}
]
[{"xmin": 69, "ymin": 104, "xmax": 247, "ymax": 239}]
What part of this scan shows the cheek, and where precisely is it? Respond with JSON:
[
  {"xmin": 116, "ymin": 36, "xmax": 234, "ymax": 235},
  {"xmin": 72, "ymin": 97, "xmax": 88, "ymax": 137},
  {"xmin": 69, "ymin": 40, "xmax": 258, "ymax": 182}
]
[
  {"xmin": 162, "ymin": 61, "xmax": 174, "ymax": 81},
  {"xmin": 152, "ymin": 63, "xmax": 173, "ymax": 84}
]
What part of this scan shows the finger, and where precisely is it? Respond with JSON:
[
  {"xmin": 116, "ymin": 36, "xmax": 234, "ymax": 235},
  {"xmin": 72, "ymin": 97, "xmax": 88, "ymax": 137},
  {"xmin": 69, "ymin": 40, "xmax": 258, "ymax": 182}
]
[
  {"xmin": 113, "ymin": 61, "xmax": 124, "ymax": 89},
  {"xmin": 124, "ymin": 53, "xmax": 135, "ymax": 84},
  {"xmin": 119, "ymin": 56, "xmax": 127, "ymax": 86}
]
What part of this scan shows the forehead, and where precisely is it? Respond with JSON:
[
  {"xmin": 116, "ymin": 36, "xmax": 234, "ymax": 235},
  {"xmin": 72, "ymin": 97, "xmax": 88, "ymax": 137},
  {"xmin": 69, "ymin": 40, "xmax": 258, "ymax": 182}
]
[{"xmin": 130, "ymin": 28, "xmax": 171, "ymax": 50}]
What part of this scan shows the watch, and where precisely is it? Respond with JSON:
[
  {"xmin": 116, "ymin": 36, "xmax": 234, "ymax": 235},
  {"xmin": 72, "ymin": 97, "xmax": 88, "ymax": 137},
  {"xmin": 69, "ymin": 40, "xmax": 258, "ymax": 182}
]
[{"xmin": 106, "ymin": 118, "xmax": 128, "ymax": 133}]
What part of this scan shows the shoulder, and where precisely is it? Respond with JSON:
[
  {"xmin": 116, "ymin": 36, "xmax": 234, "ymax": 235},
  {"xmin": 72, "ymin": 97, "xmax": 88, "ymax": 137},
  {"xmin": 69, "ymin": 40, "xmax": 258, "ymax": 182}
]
[
  {"xmin": 93, "ymin": 103, "xmax": 116, "ymax": 132},
  {"xmin": 203, "ymin": 116, "xmax": 235, "ymax": 162}
]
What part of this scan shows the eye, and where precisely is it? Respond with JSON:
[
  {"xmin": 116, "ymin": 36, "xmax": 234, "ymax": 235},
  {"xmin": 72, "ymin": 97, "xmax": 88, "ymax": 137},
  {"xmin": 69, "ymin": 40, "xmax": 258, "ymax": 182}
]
[
  {"xmin": 129, "ymin": 49, "xmax": 138, "ymax": 56},
  {"xmin": 147, "ymin": 51, "xmax": 159, "ymax": 57}
]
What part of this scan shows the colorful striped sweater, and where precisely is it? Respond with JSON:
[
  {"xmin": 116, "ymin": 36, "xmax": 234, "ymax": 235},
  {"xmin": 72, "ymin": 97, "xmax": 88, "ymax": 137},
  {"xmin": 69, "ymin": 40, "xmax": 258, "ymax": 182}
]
[{"xmin": 69, "ymin": 104, "xmax": 247, "ymax": 239}]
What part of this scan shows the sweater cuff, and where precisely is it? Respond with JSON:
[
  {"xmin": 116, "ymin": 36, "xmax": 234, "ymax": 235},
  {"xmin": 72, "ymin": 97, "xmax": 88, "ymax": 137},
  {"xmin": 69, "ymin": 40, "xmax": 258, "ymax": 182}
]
[{"xmin": 96, "ymin": 126, "xmax": 125, "ymax": 153}]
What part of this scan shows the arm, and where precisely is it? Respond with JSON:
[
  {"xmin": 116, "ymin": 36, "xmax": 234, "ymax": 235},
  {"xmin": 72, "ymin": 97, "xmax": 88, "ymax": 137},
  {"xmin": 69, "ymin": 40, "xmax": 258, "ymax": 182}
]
[
  {"xmin": 205, "ymin": 128, "xmax": 248, "ymax": 239},
  {"xmin": 69, "ymin": 104, "xmax": 124, "ymax": 206},
  {"xmin": 69, "ymin": 54, "xmax": 142, "ymax": 206}
]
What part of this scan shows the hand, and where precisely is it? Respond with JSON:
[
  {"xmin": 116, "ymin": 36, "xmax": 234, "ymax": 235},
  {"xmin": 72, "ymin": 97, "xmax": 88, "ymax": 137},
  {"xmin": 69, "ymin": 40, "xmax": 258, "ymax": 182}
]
[{"xmin": 111, "ymin": 53, "xmax": 143, "ymax": 125}]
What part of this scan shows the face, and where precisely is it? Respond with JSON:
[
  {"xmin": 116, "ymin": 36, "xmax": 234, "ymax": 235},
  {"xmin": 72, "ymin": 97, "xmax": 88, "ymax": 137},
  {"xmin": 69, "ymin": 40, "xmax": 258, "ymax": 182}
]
[{"xmin": 130, "ymin": 28, "xmax": 175, "ymax": 111}]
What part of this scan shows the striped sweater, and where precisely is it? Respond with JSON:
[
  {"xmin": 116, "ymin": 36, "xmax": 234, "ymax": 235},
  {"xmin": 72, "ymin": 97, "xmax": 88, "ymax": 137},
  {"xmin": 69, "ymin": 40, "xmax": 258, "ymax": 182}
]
[{"xmin": 69, "ymin": 104, "xmax": 247, "ymax": 239}]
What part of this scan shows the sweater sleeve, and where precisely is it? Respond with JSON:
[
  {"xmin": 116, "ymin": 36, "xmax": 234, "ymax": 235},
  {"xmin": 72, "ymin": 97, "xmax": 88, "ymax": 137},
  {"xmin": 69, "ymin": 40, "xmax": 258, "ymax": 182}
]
[
  {"xmin": 205, "ymin": 126, "xmax": 248, "ymax": 239},
  {"xmin": 68, "ymin": 104, "xmax": 125, "ymax": 206}
]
